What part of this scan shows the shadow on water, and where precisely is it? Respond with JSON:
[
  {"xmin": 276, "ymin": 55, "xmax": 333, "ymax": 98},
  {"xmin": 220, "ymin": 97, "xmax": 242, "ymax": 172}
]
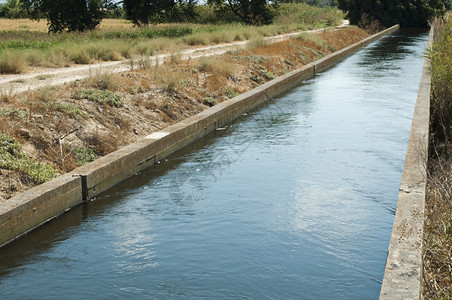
[{"xmin": 359, "ymin": 28, "xmax": 429, "ymax": 71}]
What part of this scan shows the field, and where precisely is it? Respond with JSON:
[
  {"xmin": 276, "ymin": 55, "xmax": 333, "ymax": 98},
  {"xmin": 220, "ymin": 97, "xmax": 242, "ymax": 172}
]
[{"xmin": 0, "ymin": 3, "xmax": 345, "ymax": 74}]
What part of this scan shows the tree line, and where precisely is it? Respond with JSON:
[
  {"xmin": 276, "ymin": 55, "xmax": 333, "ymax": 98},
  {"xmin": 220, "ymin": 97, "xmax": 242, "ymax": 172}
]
[{"xmin": 0, "ymin": 0, "xmax": 449, "ymax": 33}]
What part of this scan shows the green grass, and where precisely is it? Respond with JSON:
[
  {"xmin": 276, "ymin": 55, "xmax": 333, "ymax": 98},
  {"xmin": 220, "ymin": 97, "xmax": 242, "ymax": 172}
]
[
  {"xmin": 75, "ymin": 89, "xmax": 124, "ymax": 107},
  {"xmin": 45, "ymin": 102, "xmax": 88, "ymax": 119},
  {"xmin": 0, "ymin": 134, "xmax": 59, "ymax": 184},
  {"xmin": 73, "ymin": 146, "xmax": 97, "ymax": 165},
  {"xmin": 0, "ymin": 108, "xmax": 28, "ymax": 119}
]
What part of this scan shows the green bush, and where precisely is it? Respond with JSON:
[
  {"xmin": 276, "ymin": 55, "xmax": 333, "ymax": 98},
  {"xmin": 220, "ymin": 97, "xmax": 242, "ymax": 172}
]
[
  {"xmin": 0, "ymin": 108, "xmax": 28, "ymax": 119},
  {"xmin": 75, "ymin": 89, "xmax": 124, "ymax": 107},
  {"xmin": 0, "ymin": 134, "xmax": 59, "ymax": 183},
  {"xmin": 74, "ymin": 146, "xmax": 97, "ymax": 165}
]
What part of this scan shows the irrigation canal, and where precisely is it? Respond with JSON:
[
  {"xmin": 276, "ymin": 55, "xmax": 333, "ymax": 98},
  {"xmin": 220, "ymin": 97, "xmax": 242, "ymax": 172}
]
[{"xmin": 0, "ymin": 28, "xmax": 429, "ymax": 299}]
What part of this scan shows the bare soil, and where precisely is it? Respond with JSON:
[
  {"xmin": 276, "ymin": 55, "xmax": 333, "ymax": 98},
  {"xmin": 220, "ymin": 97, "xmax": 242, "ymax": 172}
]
[{"xmin": 0, "ymin": 26, "xmax": 368, "ymax": 202}]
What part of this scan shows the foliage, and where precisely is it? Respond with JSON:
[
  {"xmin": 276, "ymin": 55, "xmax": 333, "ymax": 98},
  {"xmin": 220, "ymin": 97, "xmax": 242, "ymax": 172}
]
[
  {"xmin": 429, "ymin": 16, "xmax": 452, "ymax": 155},
  {"xmin": 0, "ymin": 0, "xmax": 28, "ymax": 18},
  {"xmin": 273, "ymin": 3, "xmax": 344, "ymax": 26},
  {"xmin": 22, "ymin": 0, "xmax": 110, "ymax": 32},
  {"xmin": 123, "ymin": 0, "xmax": 196, "ymax": 26},
  {"xmin": 208, "ymin": 0, "xmax": 276, "ymax": 25},
  {"xmin": 45, "ymin": 102, "xmax": 88, "ymax": 119},
  {"xmin": 0, "ymin": 134, "xmax": 59, "ymax": 183},
  {"xmin": 73, "ymin": 146, "xmax": 97, "ymax": 165},
  {"xmin": 423, "ymin": 16, "xmax": 452, "ymax": 299},
  {"xmin": 0, "ymin": 108, "xmax": 28, "ymax": 119},
  {"xmin": 75, "ymin": 89, "xmax": 124, "ymax": 107},
  {"xmin": 337, "ymin": 0, "xmax": 445, "ymax": 27}
]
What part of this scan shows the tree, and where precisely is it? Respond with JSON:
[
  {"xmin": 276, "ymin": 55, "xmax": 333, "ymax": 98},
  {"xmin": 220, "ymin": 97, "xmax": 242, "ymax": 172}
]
[
  {"xmin": 0, "ymin": 0, "xmax": 27, "ymax": 18},
  {"xmin": 208, "ymin": 0, "xmax": 277, "ymax": 25},
  {"xmin": 23, "ymin": 0, "xmax": 110, "ymax": 32},
  {"xmin": 337, "ymin": 0, "xmax": 445, "ymax": 27},
  {"xmin": 123, "ymin": 0, "xmax": 196, "ymax": 26}
]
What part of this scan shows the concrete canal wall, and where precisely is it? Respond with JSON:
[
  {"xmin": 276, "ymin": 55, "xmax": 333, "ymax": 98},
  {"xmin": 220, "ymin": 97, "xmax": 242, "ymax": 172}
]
[
  {"xmin": 0, "ymin": 25, "xmax": 400, "ymax": 248},
  {"xmin": 379, "ymin": 26, "xmax": 433, "ymax": 299}
]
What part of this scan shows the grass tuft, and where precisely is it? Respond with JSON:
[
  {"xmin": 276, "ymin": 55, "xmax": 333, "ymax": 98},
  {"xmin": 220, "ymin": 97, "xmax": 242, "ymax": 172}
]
[
  {"xmin": 75, "ymin": 89, "xmax": 124, "ymax": 107},
  {"xmin": 0, "ymin": 51, "xmax": 27, "ymax": 74},
  {"xmin": 0, "ymin": 134, "xmax": 59, "ymax": 184}
]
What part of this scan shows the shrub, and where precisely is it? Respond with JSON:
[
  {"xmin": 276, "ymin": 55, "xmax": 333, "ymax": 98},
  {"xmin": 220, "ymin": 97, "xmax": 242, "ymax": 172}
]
[
  {"xmin": 45, "ymin": 102, "xmax": 88, "ymax": 119},
  {"xmin": 246, "ymin": 37, "xmax": 269, "ymax": 50},
  {"xmin": 0, "ymin": 51, "xmax": 27, "ymax": 74},
  {"xmin": 197, "ymin": 57, "xmax": 235, "ymax": 77},
  {"xmin": 74, "ymin": 146, "xmax": 97, "ymax": 165},
  {"xmin": 75, "ymin": 89, "xmax": 124, "ymax": 107},
  {"xmin": 0, "ymin": 108, "xmax": 28, "ymax": 119},
  {"xmin": 0, "ymin": 134, "xmax": 59, "ymax": 183}
]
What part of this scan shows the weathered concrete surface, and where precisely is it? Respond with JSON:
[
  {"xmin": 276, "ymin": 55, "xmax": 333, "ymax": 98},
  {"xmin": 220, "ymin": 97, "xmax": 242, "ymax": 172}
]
[
  {"xmin": 379, "ymin": 26, "xmax": 433, "ymax": 300},
  {"xmin": 0, "ymin": 174, "xmax": 82, "ymax": 248},
  {"xmin": 0, "ymin": 26, "xmax": 399, "ymax": 248}
]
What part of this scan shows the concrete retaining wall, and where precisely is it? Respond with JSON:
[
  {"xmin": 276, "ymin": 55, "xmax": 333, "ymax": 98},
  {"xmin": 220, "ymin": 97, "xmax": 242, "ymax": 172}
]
[
  {"xmin": 379, "ymin": 26, "xmax": 433, "ymax": 299},
  {"xmin": 0, "ymin": 25, "xmax": 400, "ymax": 248}
]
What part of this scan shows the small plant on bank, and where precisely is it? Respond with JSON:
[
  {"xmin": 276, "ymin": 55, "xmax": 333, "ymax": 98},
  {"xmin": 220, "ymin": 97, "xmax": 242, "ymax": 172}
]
[
  {"xmin": 0, "ymin": 134, "xmax": 59, "ymax": 184},
  {"xmin": 197, "ymin": 57, "xmax": 235, "ymax": 77},
  {"xmin": 44, "ymin": 102, "xmax": 88, "ymax": 119},
  {"xmin": 73, "ymin": 146, "xmax": 97, "ymax": 165},
  {"xmin": 75, "ymin": 89, "xmax": 124, "ymax": 108},
  {"xmin": 0, "ymin": 108, "xmax": 28, "ymax": 120},
  {"xmin": 203, "ymin": 97, "xmax": 217, "ymax": 107}
]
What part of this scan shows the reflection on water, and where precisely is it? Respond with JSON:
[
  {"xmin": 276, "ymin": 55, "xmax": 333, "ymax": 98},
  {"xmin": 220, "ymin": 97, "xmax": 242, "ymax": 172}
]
[{"xmin": 0, "ymin": 28, "xmax": 429, "ymax": 299}]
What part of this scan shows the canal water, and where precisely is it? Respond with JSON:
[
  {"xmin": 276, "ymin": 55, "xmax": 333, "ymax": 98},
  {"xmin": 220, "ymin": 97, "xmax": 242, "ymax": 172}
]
[{"xmin": 0, "ymin": 29, "xmax": 429, "ymax": 299}]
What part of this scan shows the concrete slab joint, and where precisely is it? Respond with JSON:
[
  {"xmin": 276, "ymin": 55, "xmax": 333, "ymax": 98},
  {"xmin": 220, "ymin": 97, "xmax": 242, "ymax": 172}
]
[{"xmin": 0, "ymin": 25, "xmax": 400, "ymax": 249}]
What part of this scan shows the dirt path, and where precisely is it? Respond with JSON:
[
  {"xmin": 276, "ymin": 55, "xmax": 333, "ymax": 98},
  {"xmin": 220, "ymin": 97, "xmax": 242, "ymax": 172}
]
[{"xmin": 0, "ymin": 25, "xmax": 348, "ymax": 94}]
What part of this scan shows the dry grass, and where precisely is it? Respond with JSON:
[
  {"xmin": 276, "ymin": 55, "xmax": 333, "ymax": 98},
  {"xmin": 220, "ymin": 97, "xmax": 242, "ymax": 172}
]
[
  {"xmin": 423, "ymin": 15, "xmax": 452, "ymax": 299},
  {"xmin": 424, "ymin": 155, "xmax": 452, "ymax": 299},
  {"xmin": 0, "ymin": 51, "xmax": 27, "ymax": 74},
  {"xmin": 0, "ymin": 18, "xmax": 133, "ymax": 32},
  {"xmin": 197, "ymin": 57, "xmax": 235, "ymax": 77}
]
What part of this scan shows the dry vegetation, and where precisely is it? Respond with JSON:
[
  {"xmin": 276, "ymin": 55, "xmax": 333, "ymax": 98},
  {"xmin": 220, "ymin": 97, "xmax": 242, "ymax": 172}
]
[
  {"xmin": 0, "ymin": 3, "xmax": 345, "ymax": 74},
  {"xmin": 423, "ymin": 15, "xmax": 452, "ymax": 299},
  {"xmin": 0, "ymin": 26, "xmax": 368, "ymax": 201}
]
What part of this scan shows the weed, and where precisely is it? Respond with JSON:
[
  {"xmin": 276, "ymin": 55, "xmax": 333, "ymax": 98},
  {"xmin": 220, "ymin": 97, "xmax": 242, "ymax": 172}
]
[
  {"xmin": 87, "ymin": 71, "xmax": 118, "ymax": 91},
  {"xmin": 75, "ymin": 89, "xmax": 124, "ymax": 107},
  {"xmin": 257, "ymin": 65, "xmax": 276, "ymax": 80},
  {"xmin": 45, "ymin": 102, "xmax": 88, "ymax": 119},
  {"xmin": 294, "ymin": 33, "xmax": 328, "ymax": 50},
  {"xmin": 0, "ymin": 51, "xmax": 27, "ymax": 74},
  {"xmin": 73, "ymin": 146, "xmax": 97, "ymax": 165},
  {"xmin": 423, "ymin": 16, "xmax": 452, "ymax": 299},
  {"xmin": 0, "ymin": 134, "xmax": 59, "ymax": 184},
  {"xmin": 154, "ymin": 66, "xmax": 185, "ymax": 93},
  {"xmin": 197, "ymin": 57, "xmax": 235, "ymax": 77},
  {"xmin": 0, "ymin": 108, "xmax": 28, "ymax": 120},
  {"xmin": 247, "ymin": 37, "xmax": 269, "ymax": 50},
  {"xmin": 225, "ymin": 87, "xmax": 239, "ymax": 99},
  {"xmin": 203, "ymin": 97, "xmax": 217, "ymax": 107}
]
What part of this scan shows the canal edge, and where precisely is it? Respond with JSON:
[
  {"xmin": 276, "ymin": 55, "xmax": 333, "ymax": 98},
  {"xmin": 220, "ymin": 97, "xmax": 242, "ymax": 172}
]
[
  {"xmin": 0, "ymin": 25, "xmax": 400, "ymax": 249},
  {"xmin": 379, "ymin": 26, "xmax": 433, "ymax": 299}
]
